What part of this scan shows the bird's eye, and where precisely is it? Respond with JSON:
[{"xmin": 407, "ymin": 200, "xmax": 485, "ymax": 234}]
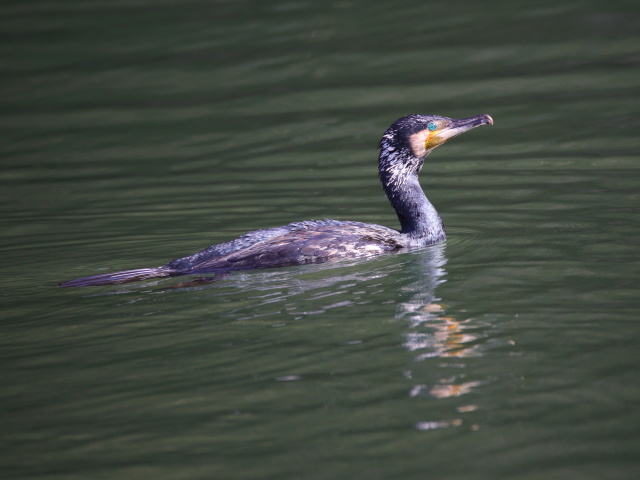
[{"xmin": 427, "ymin": 122, "xmax": 438, "ymax": 131}]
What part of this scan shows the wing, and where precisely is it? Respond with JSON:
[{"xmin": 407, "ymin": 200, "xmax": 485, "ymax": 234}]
[
  {"xmin": 164, "ymin": 225, "xmax": 292, "ymax": 271},
  {"xmin": 186, "ymin": 221, "xmax": 403, "ymax": 273}
]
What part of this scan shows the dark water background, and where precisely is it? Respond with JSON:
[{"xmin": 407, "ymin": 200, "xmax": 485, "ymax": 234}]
[{"xmin": 2, "ymin": 1, "xmax": 639, "ymax": 479}]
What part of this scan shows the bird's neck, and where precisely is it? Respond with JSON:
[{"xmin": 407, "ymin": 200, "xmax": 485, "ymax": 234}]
[{"xmin": 380, "ymin": 161, "xmax": 445, "ymax": 244}]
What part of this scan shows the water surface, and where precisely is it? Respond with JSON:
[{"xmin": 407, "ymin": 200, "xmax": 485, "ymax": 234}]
[{"xmin": 1, "ymin": 1, "xmax": 639, "ymax": 479}]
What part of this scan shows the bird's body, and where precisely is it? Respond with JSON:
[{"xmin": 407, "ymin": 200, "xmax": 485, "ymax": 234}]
[{"xmin": 60, "ymin": 113, "xmax": 492, "ymax": 287}]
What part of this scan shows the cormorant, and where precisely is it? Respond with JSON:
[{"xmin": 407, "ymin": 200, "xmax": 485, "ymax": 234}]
[{"xmin": 59, "ymin": 113, "xmax": 493, "ymax": 287}]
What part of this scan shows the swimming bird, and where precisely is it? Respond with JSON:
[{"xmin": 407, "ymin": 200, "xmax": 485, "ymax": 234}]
[{"xmin": 59, "ymin": 114, "xmax": 493, "ymax": 287}]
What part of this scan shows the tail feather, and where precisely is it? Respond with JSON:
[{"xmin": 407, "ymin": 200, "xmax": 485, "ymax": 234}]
[{"xmin": 59, "ymin": 268, "xmax": 173, "ymax": 288}]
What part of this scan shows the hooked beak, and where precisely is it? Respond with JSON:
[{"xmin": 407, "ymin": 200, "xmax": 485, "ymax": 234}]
[{"xmin": 426, "ymin": 114, "xmax": 493, "ymax": 150}]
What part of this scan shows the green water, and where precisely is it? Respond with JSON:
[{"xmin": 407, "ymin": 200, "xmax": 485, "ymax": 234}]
[{"xmin": 2, "ymin": 1, "xmax": 639, "ymax": 479}]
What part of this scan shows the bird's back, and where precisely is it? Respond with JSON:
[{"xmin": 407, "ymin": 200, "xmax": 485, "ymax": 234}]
[{"xmin": 167, "ymin": 219, "xmax": 403, "ymax": 273}]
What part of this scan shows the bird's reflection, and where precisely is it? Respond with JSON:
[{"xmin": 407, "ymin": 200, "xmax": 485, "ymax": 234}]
[
  {"xmin": 397, "ymin": 243, "xmax": 482, "ymax": 428},
  {"xmin": 397, "ymin": 243, "xmax": 479, "ymax": 360}
]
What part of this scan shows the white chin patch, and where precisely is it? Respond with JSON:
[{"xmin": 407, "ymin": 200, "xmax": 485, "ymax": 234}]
[{"xmin": 409, "ymin": 130, "xmax": 430, "ymax": 158}]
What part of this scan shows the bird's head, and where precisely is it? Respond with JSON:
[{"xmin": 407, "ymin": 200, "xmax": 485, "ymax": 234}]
[
  {"xmin": 380, "ymin": 113, "xmax": 493, "ymax": 161},
  {"xmin": 378, "ymin": 113, "xmax": 493, "ymax": 191}
]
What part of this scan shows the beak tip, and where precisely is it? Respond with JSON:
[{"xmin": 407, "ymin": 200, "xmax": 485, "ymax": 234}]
[{"xmin": 485, "ymin": 114, "xmax": 494, "ymax": 126}]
